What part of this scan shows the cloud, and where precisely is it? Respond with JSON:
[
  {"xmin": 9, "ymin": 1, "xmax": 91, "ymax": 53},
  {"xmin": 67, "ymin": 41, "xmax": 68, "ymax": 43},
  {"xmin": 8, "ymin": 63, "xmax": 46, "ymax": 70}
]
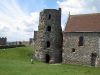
[
  {"xmin": 57, "ymin": 0, "xmax": 98, "ymax": 15},
  {"xmin": 1, "ymin": 0, "xmax": 99, "ymax": 41},
  {"xmin": 0, "ymin": 0, "xmax": 40, "ymax": 41},
  {"xmin": 57, "ymin": 0, "xmax": 99, "ymax": 30}
]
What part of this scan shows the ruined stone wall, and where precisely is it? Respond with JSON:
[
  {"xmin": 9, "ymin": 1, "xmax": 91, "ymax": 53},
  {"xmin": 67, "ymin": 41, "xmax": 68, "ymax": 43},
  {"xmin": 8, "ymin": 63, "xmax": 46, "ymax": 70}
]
[
  {"xmin": 0, "ymin": 37, "xmax": 7, "ymax": 46},
  {"xmin": 34, "ymin": 8, "xmax": 63, "ymax": 63},
  {"xmin": 63, "ymin": 32, "xmax": 100, "ymax": 66}
]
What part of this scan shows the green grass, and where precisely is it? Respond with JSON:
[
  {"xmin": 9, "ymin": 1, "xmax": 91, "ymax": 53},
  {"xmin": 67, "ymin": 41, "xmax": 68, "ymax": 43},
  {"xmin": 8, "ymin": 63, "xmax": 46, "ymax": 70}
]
[{"xmin": 0, "ymin": 47, "xmax": 100, "ymax": 75}]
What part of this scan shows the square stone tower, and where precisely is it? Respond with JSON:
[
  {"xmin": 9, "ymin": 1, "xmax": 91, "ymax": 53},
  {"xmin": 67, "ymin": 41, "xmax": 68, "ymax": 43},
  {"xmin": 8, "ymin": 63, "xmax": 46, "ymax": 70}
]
[{"xmin": 34, "ymin": 8, "xmax": 63, "ymax": 63}]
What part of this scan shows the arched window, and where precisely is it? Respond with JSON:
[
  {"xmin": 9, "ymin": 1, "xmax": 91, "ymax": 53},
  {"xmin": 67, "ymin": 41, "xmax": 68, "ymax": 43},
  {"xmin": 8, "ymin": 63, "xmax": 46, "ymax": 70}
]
[
  {"xmin": 47, "ymin": 41, "xmax": 50, "ymax": 48},
  {"xmin": 48, "ymin": 14, "xmax": 51, "ymax": 20},
  {"xmin": 78, "ymin": 36, "xmax": 84, "ymax": 46},
  {"xmin": 46, "ymin": 26, "xmax": 51, "ymax": 32}
]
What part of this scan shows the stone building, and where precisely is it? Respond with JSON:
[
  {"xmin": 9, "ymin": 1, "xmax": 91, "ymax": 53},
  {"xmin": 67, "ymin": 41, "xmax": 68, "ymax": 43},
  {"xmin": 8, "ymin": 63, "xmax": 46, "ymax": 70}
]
[
  {"xmin": 34, "ymin": 8, "xmax": 100, "ymax": 67},
  {"xmin": 63, "ymin": 13, "xmax": 100, "ymax": 66},
  {"xmin": 0, "ymin": 37, "xmax": 7, "ymax": 46},
  {"xmin": 34, "ymin": 8, "xmax": 63, "ymax": 63}
]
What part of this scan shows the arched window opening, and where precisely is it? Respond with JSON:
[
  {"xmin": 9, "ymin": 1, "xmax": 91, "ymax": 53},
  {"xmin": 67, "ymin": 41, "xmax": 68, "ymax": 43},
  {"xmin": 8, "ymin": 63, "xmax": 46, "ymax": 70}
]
[
  {"xmin": 48, "ymin": 14, "xmax": 51, "ymax": 20},
  {"xmin": 78, "ymin": 36, "xmax": 84, "ymax": 46},
  {"xmin": 47, "ymin": 41, "xmax": 50, "ymax": 48},
  {"xmin": 46, "ymin": 26, "xmax": 51, "ymax": 32}
]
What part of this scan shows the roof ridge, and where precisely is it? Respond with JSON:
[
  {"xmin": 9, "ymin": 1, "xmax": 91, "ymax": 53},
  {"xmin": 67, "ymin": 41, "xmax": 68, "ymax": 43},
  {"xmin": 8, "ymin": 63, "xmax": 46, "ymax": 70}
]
[{"xmin": 70, "ymin": 13, "xmax": 100, "ymax": 16}]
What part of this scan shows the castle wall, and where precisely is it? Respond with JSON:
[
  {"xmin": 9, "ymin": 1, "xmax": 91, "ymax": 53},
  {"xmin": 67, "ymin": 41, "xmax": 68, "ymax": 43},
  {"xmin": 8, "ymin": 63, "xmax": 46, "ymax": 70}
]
[
  {"xmin": 0, "ymin": 37, "xmax": 7, "ymax": 46},
  {"xmin": 63, "ymin": 32, "xmax": 100, "ymax": 66},
  {"xmin": 34, "ymin": 8, "xmax": 63, "ymax": 63}
]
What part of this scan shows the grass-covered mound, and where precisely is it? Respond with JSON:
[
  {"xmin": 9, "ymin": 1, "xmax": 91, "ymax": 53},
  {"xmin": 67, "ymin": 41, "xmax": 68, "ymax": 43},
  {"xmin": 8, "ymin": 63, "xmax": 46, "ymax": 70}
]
[{"xmin": 0, "ymin": 47, "xmax": 100, "ymax": 75}]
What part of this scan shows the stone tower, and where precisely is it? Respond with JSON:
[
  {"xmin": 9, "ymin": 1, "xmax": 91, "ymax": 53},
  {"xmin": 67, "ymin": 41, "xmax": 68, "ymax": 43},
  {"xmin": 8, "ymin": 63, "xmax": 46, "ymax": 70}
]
[{"xmin": 35, "ymin": 8, "xmax": 63, "ymax": 63}]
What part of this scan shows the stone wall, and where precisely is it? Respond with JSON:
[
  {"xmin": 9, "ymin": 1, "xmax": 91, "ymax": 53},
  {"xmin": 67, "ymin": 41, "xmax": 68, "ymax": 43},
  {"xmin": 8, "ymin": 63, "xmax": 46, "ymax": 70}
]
[
  {"xmin": 34, "ymin": 8, "xmax": 63, "ymax": 63},
  {"xmin": 63, "ymin": 32, "xmax": 100, "ymax": 66},
  {"xmin": 0, "ymin": 37, "xmax": 7, "ymax": 46}
]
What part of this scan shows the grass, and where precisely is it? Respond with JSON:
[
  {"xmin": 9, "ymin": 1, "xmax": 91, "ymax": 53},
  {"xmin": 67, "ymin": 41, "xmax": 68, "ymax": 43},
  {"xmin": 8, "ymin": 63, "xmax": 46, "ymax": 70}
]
[{"xmin": 0, "ymin": 46, "xmax": 100, "ymax": 75}]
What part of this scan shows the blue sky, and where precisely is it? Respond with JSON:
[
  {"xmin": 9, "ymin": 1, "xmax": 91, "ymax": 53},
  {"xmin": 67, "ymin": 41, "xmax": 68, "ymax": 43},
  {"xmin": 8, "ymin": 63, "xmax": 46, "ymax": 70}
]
[{"xmin": 0, "ymin": 0, "xmax": 100, "ymax": 42}]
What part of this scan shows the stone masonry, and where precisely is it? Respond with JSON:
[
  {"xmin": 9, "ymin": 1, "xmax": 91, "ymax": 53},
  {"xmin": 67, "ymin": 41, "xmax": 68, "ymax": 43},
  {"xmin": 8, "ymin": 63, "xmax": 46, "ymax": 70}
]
[
  {"xmin": 34, "ymin": 8, "xmax": 63, "ymax": 63},
  {"xmin": 34, "ymin": 8, "xmax": 100, "ymax": 67},
  {"xmin": 63, "ymin": 32, "xmax": 100, "ymax": 66}
]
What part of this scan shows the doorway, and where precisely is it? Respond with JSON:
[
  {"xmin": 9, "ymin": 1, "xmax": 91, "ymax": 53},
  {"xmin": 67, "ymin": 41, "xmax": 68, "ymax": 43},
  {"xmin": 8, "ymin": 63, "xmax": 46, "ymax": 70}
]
[
  {"xmin": 45, "ymin": 54, "xmax": 50, "ymax": 63},
  {"xmin": 91, "ymin": 53, "xmax": 97, "ymax": 66}
]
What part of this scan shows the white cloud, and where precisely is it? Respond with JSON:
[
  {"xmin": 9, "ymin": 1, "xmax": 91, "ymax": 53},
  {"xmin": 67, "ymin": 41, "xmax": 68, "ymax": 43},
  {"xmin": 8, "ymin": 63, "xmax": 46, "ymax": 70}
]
[
  {"xmin": 57, "ymin": 0, "xmax": 98, "ymax": 15},
  {"xmin": 0, "ymin": 0, "xmax": 39, "ymax": 41},
  {"xmin": 57, "ymin": 0, "xmax": 98, "ymax": 30},
  {"xmin": 0, "ymin": 0, "xmax": 99, "ymax": 41}
]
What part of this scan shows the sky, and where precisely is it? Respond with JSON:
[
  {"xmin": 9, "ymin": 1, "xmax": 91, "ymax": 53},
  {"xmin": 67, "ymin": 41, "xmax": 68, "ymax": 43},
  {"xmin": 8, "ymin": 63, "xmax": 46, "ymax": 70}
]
[{"xmin": 0, "ymin": 0, "xmax": 100, "ymax": 42}]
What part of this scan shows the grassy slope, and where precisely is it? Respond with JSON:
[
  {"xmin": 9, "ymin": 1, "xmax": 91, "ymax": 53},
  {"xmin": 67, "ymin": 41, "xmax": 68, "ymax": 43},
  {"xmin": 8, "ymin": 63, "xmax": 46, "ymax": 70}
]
[{"xmin": 0, "ymin": 47, "xmax": 100, "ymax": 75}]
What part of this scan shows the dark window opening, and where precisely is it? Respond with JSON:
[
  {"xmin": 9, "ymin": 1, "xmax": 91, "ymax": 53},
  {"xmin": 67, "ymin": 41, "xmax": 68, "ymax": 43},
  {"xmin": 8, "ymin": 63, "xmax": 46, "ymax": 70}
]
[
  {"xmin": 78, "ymin": 36, "xmax": 84, "ymax": 46},
  {"xmin": 47, "ymin": 26, "xmax": 51, "ymax": 32},
  {"xmin": 72, "ymin": 48, "xmax": 75, "ymax": 52},
  {"xmin": 47, "ymin": 41, "xmax": 50, "ymax": 48},
  {"xmin": 48, "ymin": 14, "xmax": 51, "ymax": 20},
  {"xmin": 45, "ymin": 54, "xmax": 50, "ymax": 63}
]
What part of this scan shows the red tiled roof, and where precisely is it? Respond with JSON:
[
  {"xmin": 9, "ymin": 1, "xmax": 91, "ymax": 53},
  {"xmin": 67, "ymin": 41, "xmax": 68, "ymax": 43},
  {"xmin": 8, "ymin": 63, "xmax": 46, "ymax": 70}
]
[{"xmin": 64, "ymin": 13, "xmax": 100, "ymax": 32}]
